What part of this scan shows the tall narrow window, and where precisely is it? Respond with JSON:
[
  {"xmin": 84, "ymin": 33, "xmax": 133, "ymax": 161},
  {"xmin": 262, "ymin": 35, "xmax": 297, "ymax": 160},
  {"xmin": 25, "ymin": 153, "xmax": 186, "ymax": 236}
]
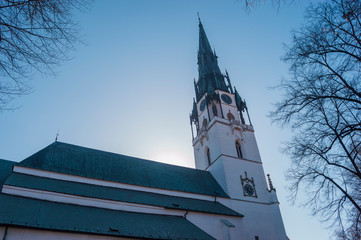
[
  {"xmin": 206, "ymin": 148, "xmax": 211, "ymax": 165},
  {"xmin": 236, "ymin": 141, "xmax": 243, "ymax": 158},
  {"xmin": 202, "ymin": 118, "xmax": 208, "ymax": 129}
]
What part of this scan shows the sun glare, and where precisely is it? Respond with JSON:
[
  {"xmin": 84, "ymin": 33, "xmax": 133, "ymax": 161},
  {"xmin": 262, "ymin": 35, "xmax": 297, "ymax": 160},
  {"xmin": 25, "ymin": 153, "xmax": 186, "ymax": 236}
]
[{"xmin": 151, "ymin": 150, "xmax": 190, "ymax": 167}]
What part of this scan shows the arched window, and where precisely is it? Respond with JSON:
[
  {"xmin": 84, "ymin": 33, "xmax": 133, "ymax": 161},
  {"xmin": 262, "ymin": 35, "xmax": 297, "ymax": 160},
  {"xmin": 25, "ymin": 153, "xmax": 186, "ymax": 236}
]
[
  {"xmin": 202, "ymin": 118, "xmax": 208, "ymax": 129},
  {"xmin": 206, "ymin": 148, "xmax": 211, "ymax": 165},
  {"xmin": 236, "ymin": 141, "xmax": 243, "ymax": 158}
]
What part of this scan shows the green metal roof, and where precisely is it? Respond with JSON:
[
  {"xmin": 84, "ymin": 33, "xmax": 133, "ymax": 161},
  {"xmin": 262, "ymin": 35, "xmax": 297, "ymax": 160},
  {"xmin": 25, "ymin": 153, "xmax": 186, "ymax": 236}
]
[
  {"xmin": 5, "ymin": 173, "xmax": 242, "ymax": 217},
  {"xmin": 0, "ymin": 159, "xmax": 15, "ymax": 186},
  {"xmin": 18, "ymin": 142, "xmax": 228, "ymax": 197},
  {"xmin": 0, "ymin": 194, "xmax": 215, "ymax": 239}
]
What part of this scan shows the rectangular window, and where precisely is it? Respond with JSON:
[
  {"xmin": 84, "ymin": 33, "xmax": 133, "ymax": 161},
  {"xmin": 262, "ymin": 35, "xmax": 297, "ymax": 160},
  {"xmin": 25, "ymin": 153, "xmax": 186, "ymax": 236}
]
[{"xmin": 236, "ymin": 142, "xmax": 243, "ymax": 158}]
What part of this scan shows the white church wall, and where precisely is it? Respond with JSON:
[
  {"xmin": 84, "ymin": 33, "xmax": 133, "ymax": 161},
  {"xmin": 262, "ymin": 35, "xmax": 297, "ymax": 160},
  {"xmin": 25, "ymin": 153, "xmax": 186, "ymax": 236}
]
[
  {"xmin": 1, "ymin": 227, "xmax": 134, "ymax": 240},
  {"xmin": 206, "ymin": 122, "xmax": 224, "ymax": 162},
  {"xmin": 193, "ymin": 122, "xmax": 223, "ymax": 170},
  {"xmin": 193, "ymin": 118, "xmax": 227, "ymax": 170},
  {"xmin": 220, "ymin": 157, "xmax": 270, "ymax": 202},
  {"xmin": 193, "ymin": 118, "xmax": 251, "ymax": 170},
  {"xmin": 210, "ymin": 122, "xmax": 262, "ymax": 163},
  {"xmin": 213, "ymin": 123, "xmax": 241, "ymax": 158},
  {"xmin": 210, "ymin": 155, "xmax": 288, "ymax": 240},
  {"xmin": 193, "ymin": 141, "xmax": 208, "ymax": 170},
  {"xmin": 206, "ymin": 158, "xmax": 227, "ymax": 194},
  {"xmin": 194, "ymin": 119, "xmax": 262, "ymax": 167},
  {"xmin": 186, "ymin": 212, "xmax": 244, "ymax": 240},
  {"xmin": 241, "ymin": 128, "xmax": 262, "ymax": 163},
  {"xmin": 192, "ymin": 108, "xmax": 287, "ymax": 239},
  {"xmin": 225, "ymin": 200, "xmax": 288, "ymax": 240}
]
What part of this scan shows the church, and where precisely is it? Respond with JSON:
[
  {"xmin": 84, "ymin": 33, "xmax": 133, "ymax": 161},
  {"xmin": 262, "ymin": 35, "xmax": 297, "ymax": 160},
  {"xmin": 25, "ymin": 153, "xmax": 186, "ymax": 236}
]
[{"xmin": 0, "ymin": 20, "xmax": 288, "ymax": 240}]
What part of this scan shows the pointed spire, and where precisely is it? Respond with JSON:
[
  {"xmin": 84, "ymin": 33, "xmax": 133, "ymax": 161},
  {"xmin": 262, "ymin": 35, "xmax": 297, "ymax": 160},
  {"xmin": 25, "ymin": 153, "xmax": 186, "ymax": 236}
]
[
  {"xmin": 195, "ymin": 18, "xmax": 229, "ymax": 101},
  {"xmin": 198, "ymin": 19, "xmax": 213, "ymax": 59}
]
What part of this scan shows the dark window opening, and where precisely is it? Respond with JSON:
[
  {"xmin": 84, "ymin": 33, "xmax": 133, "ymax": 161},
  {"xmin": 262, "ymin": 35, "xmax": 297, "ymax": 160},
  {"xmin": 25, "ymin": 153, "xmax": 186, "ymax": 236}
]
[
  {"xmin": 206, "ymin": 148, "xmax": 211, "ymax": 165},
  {"xmin": 236, "ymin": 142, "xmax": 242, "ymax": 158},
  {"xmin": 212, "ymin": 103, "xmax": 218, "ymax": 116},
  {"xmin": 202, "ymin": 118, "xmax": 208, "ymax": 128}
]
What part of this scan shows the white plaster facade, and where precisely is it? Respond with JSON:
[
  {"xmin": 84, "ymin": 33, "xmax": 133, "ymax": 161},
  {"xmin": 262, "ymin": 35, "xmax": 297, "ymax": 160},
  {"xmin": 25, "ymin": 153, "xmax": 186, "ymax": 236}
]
[
  {"xmin": 0, "ymin": 227, "xmax": 133, "ymax": 240},
  {"xmin": 192, "ymin": 89, "xmax": 288, "ymax": 240}
]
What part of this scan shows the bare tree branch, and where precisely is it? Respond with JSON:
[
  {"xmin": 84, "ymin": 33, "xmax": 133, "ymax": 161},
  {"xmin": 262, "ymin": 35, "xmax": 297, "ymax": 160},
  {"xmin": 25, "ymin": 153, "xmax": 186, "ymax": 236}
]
[
  {"xmin": 271, "ymin": 0, "xmax": 361, "ymax": 238},
  {"xmin": 0, "ymin": 0, "xmax": 91, "ymax": 111}
]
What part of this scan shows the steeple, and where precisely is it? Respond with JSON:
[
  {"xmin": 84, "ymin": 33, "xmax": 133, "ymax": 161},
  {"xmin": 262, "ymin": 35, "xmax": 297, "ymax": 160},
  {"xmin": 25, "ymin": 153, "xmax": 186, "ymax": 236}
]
[
  {"xmin": 195, "ymin": 19, "xmax": 229, "ymax": 101},
  {"xmin": 189, "ymin": 20, "xmax": 288, "ymax": 240},
  {"xmin": 190, "ymin": 18, "xmax": 252, "ymax": 135}
]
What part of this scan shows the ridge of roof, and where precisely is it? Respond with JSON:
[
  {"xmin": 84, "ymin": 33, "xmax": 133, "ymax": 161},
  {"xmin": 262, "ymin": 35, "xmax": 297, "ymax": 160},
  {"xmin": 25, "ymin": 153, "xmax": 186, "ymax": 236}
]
[
  {"xmin": 17, "ymin": 141, "xmax": 229, "ymax": 197},
  {"xmin": 0, "ymin": 194, "xmax": 216, "ymax": 240},
  {"xmin": 5, "ymin": 173, "xmax": 242, "ymax": 217}
]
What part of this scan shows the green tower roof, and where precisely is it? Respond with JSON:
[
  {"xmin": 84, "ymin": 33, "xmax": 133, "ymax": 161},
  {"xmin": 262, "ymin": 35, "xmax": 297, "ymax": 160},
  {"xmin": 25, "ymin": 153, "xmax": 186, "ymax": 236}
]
[{"xmin": 195, "ymin": 19, "xmax": 230, "ymax": 101}]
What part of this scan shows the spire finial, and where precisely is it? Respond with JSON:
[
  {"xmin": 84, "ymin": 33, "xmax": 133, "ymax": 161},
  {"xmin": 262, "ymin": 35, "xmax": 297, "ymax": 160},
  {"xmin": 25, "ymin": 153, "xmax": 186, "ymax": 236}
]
[
  {"xmin": 55, "ymin": 129, "xmax": 60, "ymax": 142},
  {"xmin": 197, "ymin": 12, "xmax": 201, "ymax": 24}
]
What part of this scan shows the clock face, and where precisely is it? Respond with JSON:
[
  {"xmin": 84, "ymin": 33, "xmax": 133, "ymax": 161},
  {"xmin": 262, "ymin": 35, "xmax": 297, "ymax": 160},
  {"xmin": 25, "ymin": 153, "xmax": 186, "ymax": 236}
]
[
  {"xmin": 244, "ymin": 183, "xmax": 255, "ymax": 196},
  {"xmin": 200, "ymin": 99, "xmax": 206, "ymax": 112},
  {"xmin": 221, "ymin": 94, "xmax": 232, "ymax": 104}
]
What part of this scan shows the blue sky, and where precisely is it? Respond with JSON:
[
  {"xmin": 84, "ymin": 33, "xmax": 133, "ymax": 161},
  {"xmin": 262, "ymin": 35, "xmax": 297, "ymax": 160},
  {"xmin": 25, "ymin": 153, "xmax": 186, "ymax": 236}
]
[{"xmin": 0, "ymin": 0, "xmax": 331, "ymax": 239}]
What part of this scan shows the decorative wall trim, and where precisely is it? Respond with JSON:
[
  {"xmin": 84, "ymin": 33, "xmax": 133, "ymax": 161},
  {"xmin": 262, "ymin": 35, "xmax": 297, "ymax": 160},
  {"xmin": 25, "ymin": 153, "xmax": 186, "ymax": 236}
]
[
  {"xmin": 205, "ymin": 154, "xmax": 262, "ymax": 171},
  {"xmin": 193, "ymin": 117, "xmax": 254, "ymax": 146}
]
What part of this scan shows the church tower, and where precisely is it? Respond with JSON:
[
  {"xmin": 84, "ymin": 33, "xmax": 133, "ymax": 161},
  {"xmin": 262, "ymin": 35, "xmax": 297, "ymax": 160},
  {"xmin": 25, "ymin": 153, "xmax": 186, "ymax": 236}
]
[{"xmin": 190, "ymin": 19, "xmax": 288, "ymax": 239}]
